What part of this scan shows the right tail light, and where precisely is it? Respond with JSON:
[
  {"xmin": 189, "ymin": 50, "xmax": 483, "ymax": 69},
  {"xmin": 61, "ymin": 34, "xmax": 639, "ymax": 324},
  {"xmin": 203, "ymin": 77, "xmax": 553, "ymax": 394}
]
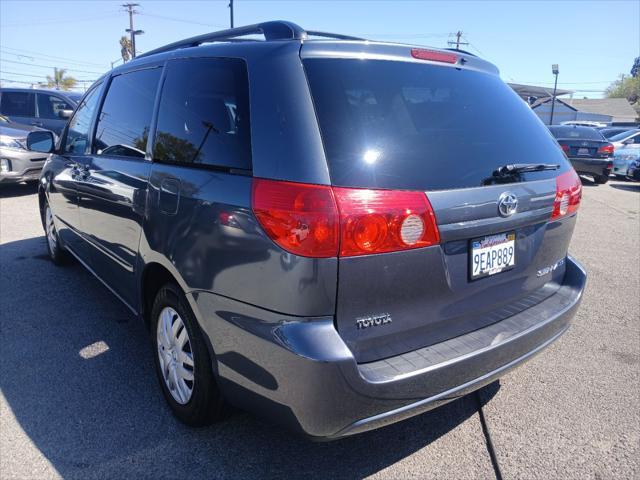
[{"xmin": 551, "ymin": 169, "xmax": 582, "ymax": 220}]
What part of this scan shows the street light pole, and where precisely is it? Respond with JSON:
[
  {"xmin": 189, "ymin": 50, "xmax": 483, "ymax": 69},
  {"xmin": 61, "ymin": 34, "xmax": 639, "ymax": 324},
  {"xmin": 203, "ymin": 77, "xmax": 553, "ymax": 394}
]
[
  {"xmin": 229, "ymin": 0, "xmax": 234, "ymax": 28},
  {"xmin": 550, "ymin": 64, "xmax": 559, "ymax": 125}
]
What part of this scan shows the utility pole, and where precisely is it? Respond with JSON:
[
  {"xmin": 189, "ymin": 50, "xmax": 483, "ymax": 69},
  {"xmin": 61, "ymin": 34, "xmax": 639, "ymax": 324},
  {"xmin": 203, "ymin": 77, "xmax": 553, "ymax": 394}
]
[
  {"xmin": 122, "ymin": 3, "xmax": 144, "ymax": 58},
  {"xmin": 229, "ymin": 0, "xmax": 234, "ymax": 28},
  {"xmin": 448, "ymin": 31, "xmax": 469, "ymax": 50},
  {"xmin": 550, "ymin": 64, "xmax": 559, "ymax": 125}
]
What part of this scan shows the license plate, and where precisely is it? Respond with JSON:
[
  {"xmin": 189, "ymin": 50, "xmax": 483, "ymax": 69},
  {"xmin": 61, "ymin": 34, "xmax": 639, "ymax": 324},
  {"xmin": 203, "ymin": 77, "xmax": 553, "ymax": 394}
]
[
  {"xmin": 470, "ymin": 232, "xmax": 516, "ymax": 280},
  {"xmin": 578, "ymin": 148, "xmax": 590, "ymax": 155}
]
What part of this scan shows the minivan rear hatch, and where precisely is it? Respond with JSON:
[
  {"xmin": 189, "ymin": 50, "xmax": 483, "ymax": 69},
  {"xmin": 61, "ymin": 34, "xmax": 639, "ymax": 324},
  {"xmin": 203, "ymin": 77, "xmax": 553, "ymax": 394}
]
[{"xmin": 302, "ymin": 43, "xmax": 579, "ymax": 363}]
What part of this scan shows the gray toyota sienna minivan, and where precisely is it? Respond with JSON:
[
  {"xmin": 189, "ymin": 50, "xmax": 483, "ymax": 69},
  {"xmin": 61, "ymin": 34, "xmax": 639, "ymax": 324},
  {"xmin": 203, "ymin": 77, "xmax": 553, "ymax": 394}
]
[{"xmin": 28, "ymin": 21, "xmax": 586, "ymax": 439}]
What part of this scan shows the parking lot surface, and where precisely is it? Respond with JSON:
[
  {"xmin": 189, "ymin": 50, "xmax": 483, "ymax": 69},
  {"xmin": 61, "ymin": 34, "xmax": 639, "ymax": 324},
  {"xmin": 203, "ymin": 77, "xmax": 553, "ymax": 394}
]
[{"xmin": 1, "ymin": 179, "xmax": 638, "ymax": 479}]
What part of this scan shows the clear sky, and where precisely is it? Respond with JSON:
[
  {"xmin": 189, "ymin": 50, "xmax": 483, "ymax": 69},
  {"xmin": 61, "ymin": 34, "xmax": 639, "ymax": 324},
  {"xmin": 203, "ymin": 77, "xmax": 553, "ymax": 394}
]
[{"xmin": 1, "ymin": 0, "xmax": 638, "ymax": 97}]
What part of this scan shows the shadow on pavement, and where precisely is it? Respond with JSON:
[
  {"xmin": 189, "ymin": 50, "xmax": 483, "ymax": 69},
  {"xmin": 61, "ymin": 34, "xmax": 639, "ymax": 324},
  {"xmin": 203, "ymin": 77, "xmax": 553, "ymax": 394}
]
[
  {"xmin": 0, "ymin": 235, "xmax": 499, "ymax": 479},
  {"xmin": 609, "ymin": 182, "xmax": 640, "ymax": 192},
  {"xmin": 0, "ymin": 182, "xmax": 39, "ymax": 198}
]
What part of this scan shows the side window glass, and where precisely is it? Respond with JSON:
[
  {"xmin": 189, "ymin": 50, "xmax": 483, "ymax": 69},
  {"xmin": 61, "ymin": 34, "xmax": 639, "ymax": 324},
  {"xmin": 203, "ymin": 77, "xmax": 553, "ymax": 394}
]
[
  {"xmin": 0, "ymin": 92, "xmax": 35, "ymax": 116},
  {"xmin": 153, "ymin": 58, "xmax": 252, "ymax": 170},
  {"xmin": 64, "ymin": 85, "xmax": 102, "ymax": 155},
  {"xmin": 94, "ymin": 68, "xmax": 161, "ymax": 159},
  {"xmin": 37, "ymin": 94, "xmax": 73, "ymax": 120}
]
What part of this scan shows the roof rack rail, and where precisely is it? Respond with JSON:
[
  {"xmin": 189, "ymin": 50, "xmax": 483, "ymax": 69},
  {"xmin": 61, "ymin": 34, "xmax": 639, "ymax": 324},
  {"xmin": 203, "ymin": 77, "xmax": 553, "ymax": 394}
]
[
  {"xmin": 137, "ymin": 21, "xmax": 364, "ymax": 59},
  {"xmin": 138, "ymin": 21, "xmax": 306, "ymax": 58}
]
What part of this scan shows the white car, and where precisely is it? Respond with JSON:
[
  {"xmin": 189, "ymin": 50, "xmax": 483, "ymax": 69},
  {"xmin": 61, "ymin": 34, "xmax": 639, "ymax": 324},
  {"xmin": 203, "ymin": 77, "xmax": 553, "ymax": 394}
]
[
  {"xmin": 608, "ymin": 129, "xmax": 640, "ymax": 150},
  {"xmin": 612, "ymin": 144, "xmax": 640, "ymax": 178},
  {"xmin": 560, "ymin": 120, "xmax": 608, "ymax": 128}
]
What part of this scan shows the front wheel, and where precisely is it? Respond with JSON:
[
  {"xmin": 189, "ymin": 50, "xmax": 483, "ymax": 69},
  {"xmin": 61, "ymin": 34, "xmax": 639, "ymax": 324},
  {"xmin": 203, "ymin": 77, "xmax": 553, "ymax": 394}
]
[
  {"xmin": 594, "ymin": 174, "xmax": 609, "ymax": 184},
  {"xmin": 151, "ymin": 283, "xmax": 225, "ymax": 426}
]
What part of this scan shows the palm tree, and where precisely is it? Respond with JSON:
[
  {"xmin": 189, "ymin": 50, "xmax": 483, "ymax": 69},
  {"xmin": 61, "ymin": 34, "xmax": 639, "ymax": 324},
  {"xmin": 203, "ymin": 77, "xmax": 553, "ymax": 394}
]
[
  {"xmin": 46, "ymin": 68, "xmax": 77, "ymax": 90},
  {"xmin": 120, "ymin": 36, "xmax": 132, "ymax": 63}
]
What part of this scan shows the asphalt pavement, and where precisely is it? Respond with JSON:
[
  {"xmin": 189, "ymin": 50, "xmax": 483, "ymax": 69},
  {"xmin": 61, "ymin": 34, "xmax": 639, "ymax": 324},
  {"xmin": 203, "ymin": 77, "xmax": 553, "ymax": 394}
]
[{"xmin": 0, "ymin": 179, "xmax": 638, "ymax": 479}]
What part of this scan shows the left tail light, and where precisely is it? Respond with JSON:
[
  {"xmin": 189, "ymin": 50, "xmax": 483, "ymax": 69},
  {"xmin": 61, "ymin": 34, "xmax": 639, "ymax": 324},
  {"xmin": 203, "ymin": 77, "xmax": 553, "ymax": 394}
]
[{"xmin": 551, "ymin": 169, "xmax": 582, "ymax": 220}]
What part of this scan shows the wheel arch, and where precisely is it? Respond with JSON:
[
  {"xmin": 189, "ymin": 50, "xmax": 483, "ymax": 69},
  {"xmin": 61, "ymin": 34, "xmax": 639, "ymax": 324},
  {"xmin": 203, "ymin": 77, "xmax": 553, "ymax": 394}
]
[{"xmin": 139, "ymin": 260, "xmax": 220, "ymax": 376}]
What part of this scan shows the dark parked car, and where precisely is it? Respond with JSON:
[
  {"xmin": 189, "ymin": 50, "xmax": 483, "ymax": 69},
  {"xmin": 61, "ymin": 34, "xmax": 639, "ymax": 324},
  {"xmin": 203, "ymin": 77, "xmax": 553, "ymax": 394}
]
[
  {"xmin": 549, "ymin": 125, "xmax": 614, "ymax": 184},
  {"xmin": 28, "ymin": 21, "xmax": 586, "ymax": 439},
  {"xmin": 0, "ymin": 114, "xmax": 52, "ymax": 184},
  {"xmin": 0, "ymin": 87, "xmax": 80, "ymax": 135}
]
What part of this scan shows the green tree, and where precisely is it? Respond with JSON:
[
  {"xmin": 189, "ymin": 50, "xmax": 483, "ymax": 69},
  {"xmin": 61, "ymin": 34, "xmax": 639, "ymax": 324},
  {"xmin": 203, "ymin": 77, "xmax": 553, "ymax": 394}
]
[
  {"xmin": 605, "ymin": 74, "xmax": 640, "ymax": 104},
  {"xmin": 46, "ymin": 68, "xmax": 77, "ymax": 90}
]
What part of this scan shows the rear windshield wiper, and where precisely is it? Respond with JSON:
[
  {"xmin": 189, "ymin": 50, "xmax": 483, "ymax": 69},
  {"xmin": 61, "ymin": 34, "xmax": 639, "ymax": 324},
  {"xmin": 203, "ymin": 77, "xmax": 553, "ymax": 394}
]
[{"xmin": 493, "ymin": 163, "xmax": 560, "ymax": 177}]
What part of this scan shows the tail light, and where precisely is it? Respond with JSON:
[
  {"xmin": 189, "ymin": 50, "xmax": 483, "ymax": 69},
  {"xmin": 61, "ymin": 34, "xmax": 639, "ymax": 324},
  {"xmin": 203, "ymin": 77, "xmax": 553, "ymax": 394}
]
[
  {"xmin": 252, "ymin": 179, "xmax": 339, "ymax": 258},
  {"xmin": 333, "ymin": 187, "xmax": 440, "ymax": 256},
  {"xmin": 551, "ymin": 169, "xmax": 582, "ymax": 220},
  {"xmin": 560, "ymin": 144, "xmax": 570, "ymax": 153},
  {"xmin": 598, "ymin": 144, "xmax": 614, "ymax": 156},
  {"xmin": 252, "ymin": 179, "xmax": 440, "ymax": 258}
]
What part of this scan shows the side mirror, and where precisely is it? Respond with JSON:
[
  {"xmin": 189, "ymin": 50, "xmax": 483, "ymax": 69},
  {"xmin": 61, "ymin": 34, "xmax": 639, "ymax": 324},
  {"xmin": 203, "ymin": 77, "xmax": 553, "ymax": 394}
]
[
  {"xmin": 27, "ymin": 130, "xmax": 55, "ymax": 153},
  {"xmin": 59, "ymin": 109, "xmax": 74, "ymax": 119}
]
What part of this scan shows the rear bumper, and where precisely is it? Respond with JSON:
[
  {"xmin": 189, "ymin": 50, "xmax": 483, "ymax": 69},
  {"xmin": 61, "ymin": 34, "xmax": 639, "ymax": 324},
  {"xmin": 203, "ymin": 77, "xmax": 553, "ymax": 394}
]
[
  {"xmin": 569, "ymin": 157, "xmax": 612, "ymax": 177},
  {"xmin": 191, "ymin": 255, "xmax": 586, "ymax": 439}
]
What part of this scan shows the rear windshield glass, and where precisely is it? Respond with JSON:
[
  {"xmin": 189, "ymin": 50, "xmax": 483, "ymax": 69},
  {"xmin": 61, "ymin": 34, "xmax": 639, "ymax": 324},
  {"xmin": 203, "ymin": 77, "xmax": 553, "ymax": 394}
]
[
  {"xmin": 549, "ymin": 126, "xmax": 605, "ymax": 141},
  {"xmin": 304, "ymin": 58, "xmax": 569, "ymax": 191}
]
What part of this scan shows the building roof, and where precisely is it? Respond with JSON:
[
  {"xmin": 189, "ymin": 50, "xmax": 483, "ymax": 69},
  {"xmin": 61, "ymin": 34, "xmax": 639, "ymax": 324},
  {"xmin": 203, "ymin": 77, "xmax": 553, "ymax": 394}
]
[
  {"xmin": 507, "ymin": 83, "xmax": 572, "ymax": 100},
  {"xmin": 559, "ymin": 98, "xmax": 637, "ymax": 123}
]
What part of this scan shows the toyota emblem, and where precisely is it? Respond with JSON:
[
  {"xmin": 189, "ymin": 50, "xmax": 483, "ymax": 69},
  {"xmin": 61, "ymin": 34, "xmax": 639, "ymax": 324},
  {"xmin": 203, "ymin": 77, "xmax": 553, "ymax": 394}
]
[{"xmin": 498, "ymin": 192, "xmax": 518, "ymax": 217}]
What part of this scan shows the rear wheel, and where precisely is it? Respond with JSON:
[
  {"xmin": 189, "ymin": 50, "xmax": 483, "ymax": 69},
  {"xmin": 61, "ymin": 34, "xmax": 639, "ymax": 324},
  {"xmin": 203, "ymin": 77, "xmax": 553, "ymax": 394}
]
[
  {"xmin": 594, "ymin": 174, "xmax": 609, "ymax": 184},
  {"xmin": 43, "ymin": 202, "xmax": 69, "ymax": 265},
  {"xmin": 151, "ymin": 283, "xmax": 224, "ymax": 426}
]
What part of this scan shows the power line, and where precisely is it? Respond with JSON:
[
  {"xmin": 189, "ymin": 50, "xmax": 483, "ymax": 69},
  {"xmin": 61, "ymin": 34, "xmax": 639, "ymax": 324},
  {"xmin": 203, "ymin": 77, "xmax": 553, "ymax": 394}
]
[
  {"xmin": 138, "ymin": 12, "xmax": 226, "ymax": 28},
  {"xmin": 0, "ymin": 70, "xmax": 96, "ymax": 82},
  {"xmin": 0, "ymin": 59, "xmax": 104, "ymax": 75},
  {"xmin": 0, "ymin": 47, "xmax": 106, "ymax": 67},
  {"xmin": 0, "ymin": 12, "xmax": 119, "ymax": 28}
]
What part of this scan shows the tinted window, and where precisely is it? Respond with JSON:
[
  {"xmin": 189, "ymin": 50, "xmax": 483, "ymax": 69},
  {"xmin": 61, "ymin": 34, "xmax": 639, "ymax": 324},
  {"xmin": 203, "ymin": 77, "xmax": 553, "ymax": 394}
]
[
  {"xmin": 601, "ymin": 128, "xmax": 631, "ymax": 139},
  {"xmin": 0, "ymin": 91, "xmax": 35, "ymax": 116},
  {"xmin": 548, "ymin": 126, "xmax": 605, "ymax": 141},
  {"xmin": 64, "ymin": 84, "xmax": 102, "ymax": 155},
  {"xmin": 304, "ymin": 59, "xmax": 570, "ymax": 191},
  {"xmin": 609, "ymin": 129, "xmax": 640, "ymax": 142},
  {"xmin": 37, "ymin": 93, "xmax": 73, "ymax": 119},
  {"xmin": 94, "ymin": 68, "xmax": 161, "ymax": 159},
  {"xmin": 153, "ymin": 57, "xmax": 251, "ymax": 170}
]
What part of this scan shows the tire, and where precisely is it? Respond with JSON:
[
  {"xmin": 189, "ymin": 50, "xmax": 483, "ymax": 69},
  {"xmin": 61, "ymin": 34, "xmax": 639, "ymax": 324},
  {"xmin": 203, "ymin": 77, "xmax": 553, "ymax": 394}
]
[
  {"xmin": 42, "ymin": 201, "xmax": 70, "ymax": 265},
  {"xmin": 594, "ymin": 174, "xmax": 609, "ymax": 184},
  {"xmin": 151, "ymin": 282, "xmax": 225, "ymax": 426},
  {"xmin": 614, "ymin": 174, "xmax": 627, "ymax": 180}
]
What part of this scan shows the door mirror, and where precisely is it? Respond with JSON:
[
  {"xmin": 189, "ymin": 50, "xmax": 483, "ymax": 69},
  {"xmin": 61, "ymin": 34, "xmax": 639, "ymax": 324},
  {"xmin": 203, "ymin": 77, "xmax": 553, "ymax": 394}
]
[
  {"xmin": 59, "ymin": 109, "xmax": 74, "ymax": 119},
  {"xmin": 27, "ymin": 130, "xmax": 55, "ymax": 153}
]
